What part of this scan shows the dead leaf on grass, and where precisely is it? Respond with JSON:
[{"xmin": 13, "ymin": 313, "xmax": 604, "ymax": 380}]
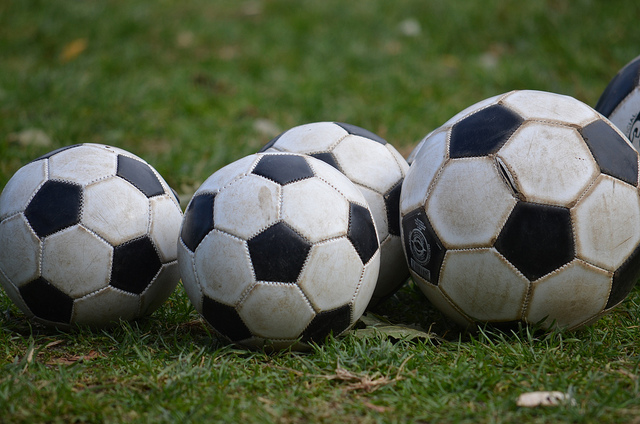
[
  {"xmin": 269, "ymin": 355, "xmax": 412, "ymax": 393},
  {"xmin": 47, "ymin": 350, "xmax": 101, "ymax": 365},
  {"xmin": 351, "ymin": 313, "xmax": 434, "ymax": 342},
  {"xmin": 364, "ymin": 401, "xmax": 390, "ymax": 413},
  {"xmin": 60, "ymin": 38, "xmax": 88, "ymax": 62},
  {"xmin": 516, "ymin": 391, "xmax": 576, "ymax": 407},
  {"xmin": 8, "ymin": 128, "xmax": 52, "ymax": 147}
]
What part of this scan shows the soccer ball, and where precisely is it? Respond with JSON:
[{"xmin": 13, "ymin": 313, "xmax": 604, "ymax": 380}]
[
  {"xmin": 260, "ymin": 122, "xmax": 409, "ymax": 306},
  {"xmin": 0, "ymin": 144, "xmax": 183, "ymax": 328},
  {"xmin": 595, "ymin": 55, "xmax": 640, "ymax": 150},
  {"xmin": 178, "ymin": 152, "xmax": 380, "ymax": 350},
  {"xmin": 401, "ymin": 90, "xmax": 640, "ymax": 330}
]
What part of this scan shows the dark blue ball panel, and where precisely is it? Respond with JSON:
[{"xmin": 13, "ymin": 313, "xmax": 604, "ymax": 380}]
[
  {"xmin": 580, "ymin": 119, "xmax": 639, "ymax": 186},
  {"xmin": 111, "ymin": 236, "xmax": 162, "ymax": 294},
  {"xmin": 30, "ymin": 144, "xmax": 81, "ymax": 163},
  {"xmin": 384, "ymin": 180, "xmax": 403, "ymax": 237},
  {"xmin": 310, "ymin": 152, "xmax": 342, "ymax": 172},
  {"xmin": 301, "ymin": 304, "xmax": 352, "ymax": 343},
  {"xmin": 595, "ymin": 55, "xmax": 640, "ymax": 117},
  {"xmin": 19, "ymin": 277, "xmax": 74, "ymax": 324},
  {"xmin": 334, "ymin": 122, "xmax": 388, "ymax": 145},
  {"xmin": 401, "ymin": 209, "xmax": 446, "ymax": 285},
  {"xmin": 169, "ymin": 187, "xmax": 180, "ymax": 205},
  {"xmin": 609, "ymin": 244, "xmax": 640, "ymax": 309},
  {"xmin": 495, "ymin": 202, "xmax": 574, "ymax": 281},
  {"xmin": 116, "ymin": 155, "xmax": 165, "ymax": 198},
  {"xmin": 258, "ymin": 132, "xmax": 283, "ymax": 153},
  {"xmin": 202, "ymin": 296, "xmax": 253, "ymax": 342},
  {"xmin": 347, "ymin": 203, "xmax": 379, "ymax": 264},
  {"xmin": 24, "ymin": 180, "xmax": 82, "ymax": 238},
  {"xmin": 252, "ymin": 154, "xmax": 314, "ymax": 185},
  {"xmin": 248, "ymin": 222, "xmax": 311, "ymax": 283},
  {"xmin": 180, "ymin": 193, "xmax": 215, "ymax": 252},
  {"xmin": 450, "ymin": 104, "xmax": 524, "ymax": 158}
]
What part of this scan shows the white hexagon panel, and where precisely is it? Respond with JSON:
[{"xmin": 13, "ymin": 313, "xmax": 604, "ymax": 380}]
[
  {"xmin": 526, "ymin": 260, "xmax": 613, "ymax": 329},
  {"xmin": 332, "ymin": 135, "xmax": 404, "ymax": 194},
  {"xmin": 72, "ymin": 286, "xmax": 141, "ymax": 327},
  {"xmin": 573, "ymin": 174, "xmax": 640, "ymax": 271},
  {"xmin": 195, "ymin": 230, "xmax": 254, "ymax": 306},
  {"xmin": 149, "ymin": 195, "xmax": 183, "ymax": 263},
  {"xmin": 498, "ymin": 122, "xmax": 599, "ymax": 206},
  {"xmin": 426, "ymin": 157, "xmax": 517, "ymax": 249},
  {"xmin": 298, "ymin": 237, "xmax": 364, "ymax": 311},
  {"xmin": 213, "ymin": 174, "xmax": 281, "ymax": 240},
  {"xmin": 237, "ymin": 283, "xmax": 315, "ymax": 340},
  {"xmin": 0, "ymin": 160, "xmax": 47, "ymax": 220},
  {"xmin": 501, "ymin": 90, "xmax": 599, "ymax": 127},
  {"xmin": 83, "ymin": 176, "xmax": 150, "ymax": 246},
  {"xmin": 0, "ymin": 214, "xmax": 41, "ymax": 287},
  {"xmin": 41, "ymin": 225, "xmax": 113, "ymax": 298},
  {"xmin": 48, "ymin": 144, "xmax": 118, "ymax": 185},
  {"xmin": 400, "ymin": 130, "xmax": 448, "ymax": 214},
  {"xmin": 439, "ymin": 248, "xmax": 529, "ymax": 322},
  {"xmin": 281, "ymin": 177, "xmax": 350, "ymax": 243}
]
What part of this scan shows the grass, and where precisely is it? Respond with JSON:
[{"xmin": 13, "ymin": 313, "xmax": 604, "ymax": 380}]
[{"xmin": 1, "ymin": 0, "xmax": 640, "ymax": 422}]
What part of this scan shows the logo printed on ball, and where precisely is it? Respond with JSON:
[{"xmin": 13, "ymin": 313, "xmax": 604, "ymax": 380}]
[{"xmin": 408, "ymin": 218, "xmax": 431, "ymax": 281}]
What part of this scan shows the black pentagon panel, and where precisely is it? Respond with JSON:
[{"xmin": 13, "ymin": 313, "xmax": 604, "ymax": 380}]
[
  {"xmin": 348, "ymin": 203, "xmax": 379, "ymax": 264},
  {"xmin": 595, "ymin": 56, "xmax": 640, "ymax": 117},
  {"xmin": 202, "ymin": 296, "xmax": 253, "ymax": 342},
  {"xmin": 181, "ymin": 193, "xmax": 215, "ymax": 252},
  {"xmin": 495, "ymin": 202, "xmax": 574, "ymax": 281},
  {"xmin": 301, "ymin": 304, "xmax": 352, "ymax": 343},
  {"xmin": 450, "ymin": 104, "xmax": 524, "ymax": 158},
  {"xmin": 248, "ymin": 222, "xmax": 311, "ymax": 283},
  {"xmin": 19, "ymin": 277, "xmax": 73, "ymax": 324},
  {"xmin": 24, "ymin": 180, "xmax": 82, "ymax": 238},
  {"xmin": 111, "ymin": 236, "xmax": 162, "ymax": 294},
  {"xmin": 310, "ymin": 152, "xmax": 342, "ymax": 172},
  {"xmin": 609, "ymin": 244, "xmax": 640, "ymax": 309},
  {"xmin": 402, "ymin": 209, "xmax": 446, "ymax": 285},
  {"xmin": 252, "ymin": 154, "xmax": 315, "ymax": 185},
  {"xmin": 384, "ymin": 180, "xmax": 403, "ymax": 237},
  {"xmin": 580, "ymin": 119, "xmax": 639, "ymax": 186},
  {"xmin": 30, "ymin": 144, "xmax": 82, "ymax": 163},
  {"xmin": 117, "ymin": 155, "xmax": 165, "ymax": 198},
  {"xmin": 334, "ymin": 122, "xmax": 388, "ymax": 145},
  {"xmin": 258, "ymin": 132, "xmax": 284, "ymax": 153}
]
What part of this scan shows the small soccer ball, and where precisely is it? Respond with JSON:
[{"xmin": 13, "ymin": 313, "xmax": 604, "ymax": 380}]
[
  {"xmin": 260, "ymin": 122, "xmax": 409, "ymax": 306},
  {"xmin": 0, "ymin": 144, "xmax": 183, "ymax": 328},
  {"xmin": 401, "ymin": 90, "xmax": 640, "ymax": 330},
  {"xmin": 595, "ymin": 55, "xmax": 640, "ymax": 150},
  {"xmin": 178, "ymin": 152, "xmax": 380, "ymax": 350}
]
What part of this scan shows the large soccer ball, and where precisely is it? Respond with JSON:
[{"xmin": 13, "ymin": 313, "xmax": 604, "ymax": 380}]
[
  {"xmin": 0, "ymin": 144, "xmax": 183, "ymax": 328},
  {"xmin": 260, "ymin": 122, "xmax": 409, "ymax": 306},
  {"xmin": 178, "ymin": 152, "xmax": 380, "ymax": 350},
  {"xmin": 401, "ymin": 90, "xmax": 640, "ymax": 330},
  {"xmin": 595, "ymin": 55, "xmax": 640, "ymax": 150}
]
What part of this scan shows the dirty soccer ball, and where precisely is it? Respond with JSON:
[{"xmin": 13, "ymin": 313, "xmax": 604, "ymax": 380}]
[
  {"xmin": 401, "ymin": 90, "xmax": 640, "ymax": 330},
  {"xmin": 0, "ymin": 144, "xmax": 183, "ymax": 328},
  {"xmin": 260, "ymin": 122, "xmax": 409, "ymax": 306},
  {"xmin": 595, "ymin": 55, "xmax": 640, "ymax": 151},
  {"xmin": 178, "ymin": 152, "xmax": 380, "ymax": 350}
]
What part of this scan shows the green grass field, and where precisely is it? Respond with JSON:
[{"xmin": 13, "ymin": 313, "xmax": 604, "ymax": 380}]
[{"xmin": 1, "ymin": 1, "xmax": 640, "ymax": 422}]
